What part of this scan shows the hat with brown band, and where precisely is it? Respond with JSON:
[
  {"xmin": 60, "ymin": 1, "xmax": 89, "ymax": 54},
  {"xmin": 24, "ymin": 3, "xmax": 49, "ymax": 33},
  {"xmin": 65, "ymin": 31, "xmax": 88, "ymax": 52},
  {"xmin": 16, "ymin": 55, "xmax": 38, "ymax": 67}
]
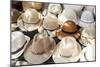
[{"xmin": 56, "ymin": 20, "xmax": 80, "ymax": 40}]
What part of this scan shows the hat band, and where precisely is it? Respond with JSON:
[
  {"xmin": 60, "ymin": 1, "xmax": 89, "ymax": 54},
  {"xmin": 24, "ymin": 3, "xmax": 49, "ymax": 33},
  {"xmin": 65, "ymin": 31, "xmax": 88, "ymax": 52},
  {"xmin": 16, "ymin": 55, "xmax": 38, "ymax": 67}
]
[
  {"xmin": 31, "ymin": 50, "xmax": 45, "ymax": 55},
  {"xmin": 12, "ymin": 41, "xmax": 27, "ymax": 54},
  {"xmin": 80, "ymin": 20, "xmax": 94, "ymax": 24},
  {"xmin": 62, "ymin": 29, "xmax": 77, "ymax": 34}
]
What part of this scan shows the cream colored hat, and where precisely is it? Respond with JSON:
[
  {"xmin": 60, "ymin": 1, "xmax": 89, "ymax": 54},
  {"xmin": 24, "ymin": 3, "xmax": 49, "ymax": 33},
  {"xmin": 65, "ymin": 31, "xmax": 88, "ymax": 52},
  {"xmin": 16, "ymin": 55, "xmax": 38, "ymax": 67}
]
[
  {"xmin": 22, "ymin": 2, "xmax": 42, "ymax": 11},
  {"xmin": 79, "ymin": 27, "xmax": 95, "ymax": 46},
  {"xmin": 11, "ymin": 8, "xmax": 21, "ymax": 23},
  {"xmin": 24, "ymin": 33, "xmax": 56, "ymax": 64},
  {"xmin": 58, "ymin": 8, "xmax": 78, "ymax": 25},
  {"xmin": 63, "ymin": 4, "xmax": 83, "ymax": 17},
  {"xmin": 80, "ymin": 45, "xmax": 95, "ymax": 61},
  {"xmin": 53, "ymin": 36, "xmax": 81, "ymax": 63},
  {"xmin": 48, "ymin": 4, "xmax": 62, "ymax": 15},
  {"xmin": 11, "ymin": 31, "xmax": 30, "ymax": 59},
  {"xmin": 78, "ymin": 10, "xmax": 95, "ymax": 28},
  {"xmin": 43, "ymin": 13, "xmax": 59, "ymax": 30},
  {"xmin": 17, "ymin": 8, "xmax": 43, "ymax": 31}
]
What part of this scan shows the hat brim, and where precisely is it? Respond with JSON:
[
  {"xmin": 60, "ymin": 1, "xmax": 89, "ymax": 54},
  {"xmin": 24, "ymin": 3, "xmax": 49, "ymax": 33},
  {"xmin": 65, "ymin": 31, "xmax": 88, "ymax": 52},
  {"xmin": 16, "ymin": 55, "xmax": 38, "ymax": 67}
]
[
  {"xmin": 52, "ymin": 42, "xmax": 81, "ymax": 63},
  {"xmin": 12, "ymin": 35, "xmax": 30, "ymax": 59},
  {"xmin": 78, "ymin": 20, "xmax": 95, "ymax": 28},
  {"xmin": 17, "ymin": 13, "xmax": 43, "ymax": 31},
  {"xmin": 23, "ymin": 37, "xmax": 56, "ymax": 64},
  {"xmin": 56, "ymin": 30, "xmax": 80, "ymax": 40}
]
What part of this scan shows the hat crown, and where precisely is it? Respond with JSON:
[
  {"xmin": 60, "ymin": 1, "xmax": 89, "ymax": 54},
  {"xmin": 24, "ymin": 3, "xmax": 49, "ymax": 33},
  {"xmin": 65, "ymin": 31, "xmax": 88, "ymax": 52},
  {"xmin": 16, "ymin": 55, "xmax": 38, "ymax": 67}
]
[
  {"xmin": 43, "ymin": 13, "xmax": 59, "ymax": 30},
  {"xmin": 62, "ymin": 20, "xmax": 77, "ymax": 32},
  {"xmin": 31, "ymin": 34, "xmax": 53, "ymax": 54},
  {"xmin": 12, "ymin": 31, "xmax": 26, "ymax": 52},
  {"xmin": 48, "ymin": 4, "xmax": 62, "ymax": 15},
  {"xmin": 59, "ymin": 37, "xmax": 78, "ymax": 57},
  {"xmin": 58, "ymin": 8, "xmax": 77, "ymax": 25},
  {"xmin": 81, "ymin": 10, "xmax": 94, "ymax": 23},
  {"xmin": 23, "ymin": 8, "xmax": 39, "ymax": 23}
]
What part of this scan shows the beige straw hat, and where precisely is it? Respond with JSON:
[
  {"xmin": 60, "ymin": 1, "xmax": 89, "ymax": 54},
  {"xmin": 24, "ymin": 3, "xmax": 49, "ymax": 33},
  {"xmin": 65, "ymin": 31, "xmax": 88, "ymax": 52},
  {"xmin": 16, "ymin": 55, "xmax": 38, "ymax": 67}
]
[{"xmin": 24, "ymin": 33, "xmax": 56, "ymax": 64}]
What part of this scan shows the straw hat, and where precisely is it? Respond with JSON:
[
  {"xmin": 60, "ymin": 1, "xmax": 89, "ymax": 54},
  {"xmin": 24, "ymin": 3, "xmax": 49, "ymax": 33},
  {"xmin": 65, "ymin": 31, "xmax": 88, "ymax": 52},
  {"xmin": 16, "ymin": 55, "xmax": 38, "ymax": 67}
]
[
  {"xmin": 56, "ymin": 20, "xmax": 80, "ymax": 40},
  {"xmin": 63, "ymin": 4, "xmax": 83, "ymax": 17},
  {"xmin": 24, "ymin": 33, "xmax": 56, "ymax": 64},
  {"xmin": 79, "ymin": 27, "xmax": 95, "ymax": 46},
  {"xmin": 48, "ymin": 4, "xmax": 62, "ymax": 15},
  {"xmin": 52, "ymin": 36, "xmax": 81, "ymax": 63},
  {"xmin": 11, "ymin": 8, "xmax": 21, "ymax": 23},
  {"xmin": 17, "ymin": 8, "xmax": 43, "ymax": 31},
  {"xmin": 58, "ymin": 8, "xmax": 78, "ymax": 25},
  {"xmin": 11, "ymin": 31, "xmax": 30, "ymax": 59},
  {"xmin": 80, "ymin": 45, "xmax": 95, "ymax": 61},
  {"xmin": 84, "ymin": 6, "xmax": 95, "ymax": 13},
  {"xmin": 22, "ymin": 2, "xmax": 42, "ymax": 11},
  {"xmin": 43, "ymin": 13, "xmax": 59, "ymax": 30},
  {"xmin": 78, "ymin": 10, "xmax": 95, "ymax": 28}
]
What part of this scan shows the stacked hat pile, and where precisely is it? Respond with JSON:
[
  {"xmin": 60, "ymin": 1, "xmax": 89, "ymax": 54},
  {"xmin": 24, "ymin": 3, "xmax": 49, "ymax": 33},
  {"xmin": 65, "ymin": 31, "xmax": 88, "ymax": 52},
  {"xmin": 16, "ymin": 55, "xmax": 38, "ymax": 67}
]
[{"xmin": 11, "ymin": 1, "xmax": 96, "ymax": 66}]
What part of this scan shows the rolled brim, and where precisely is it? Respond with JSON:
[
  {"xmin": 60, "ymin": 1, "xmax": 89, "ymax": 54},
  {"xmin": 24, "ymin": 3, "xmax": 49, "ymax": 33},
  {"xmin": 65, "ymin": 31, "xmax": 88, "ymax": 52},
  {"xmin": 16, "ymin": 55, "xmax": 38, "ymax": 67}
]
[
  {"xmin": 78, "ymin": 20, "xmax": 95, "ymax": 28},
  {"xmin": 11, "ymin": 36, "xmax": 30, "ymax": 59},
  {"xmin": 52, "ymin": 42, "xmax": 81, "ymax": 63},
  {"xmin": 24, "ymin": 38, "xmax": 56, "ymax": 64}
]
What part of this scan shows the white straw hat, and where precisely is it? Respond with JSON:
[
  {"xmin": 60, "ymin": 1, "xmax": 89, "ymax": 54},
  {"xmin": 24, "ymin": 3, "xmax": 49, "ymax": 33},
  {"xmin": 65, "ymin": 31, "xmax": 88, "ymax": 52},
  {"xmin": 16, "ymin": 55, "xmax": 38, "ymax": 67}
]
[
  {"xmin": 22, "ymin": 2, "xmax": 42, "ymax": 11},
  {"xmin": 53, "ymin": 36, "xmax": 81, "ymax": 63},
  {"xmin": 17, "ymin": 8, "xmax": 43, "ymax": 31},
  {"xmin": 43, "ymin": 13, "xmax": 59, "ymax": 30},
  {"xmin": 24, "ymin": 33, "xmax": 56, "ymax": 64},
  {"xmin": 48, "ymin": 4, "xmax": 62, "ymax": 15},
  {"xmin": 11, "ymin": 8, "xmax": 21, "ymax": 23},
  {"xmin": 78, "ymin": 10, "xmax": 95, "ymax": 28},
  {"xmin": 58, "ymin": 8, "xmax": 78, "ymax": 25},
  {"xmin": 79, "ymin": 27, "xmax": 95, "ymax": 46},
  {"xmin": 80, "ymin": 45, "xmax": 95, "ymax": 61},
  {"xmin": 84, "ymin": 6, "xmax": 95, "ymax": 13},
  {"xmin": 11, "ymin": 31, "xmax": 30, "ymax": 59},
  {"xmin": 63, "ymin": 4, "xmax": 83, "ymax": 17}
]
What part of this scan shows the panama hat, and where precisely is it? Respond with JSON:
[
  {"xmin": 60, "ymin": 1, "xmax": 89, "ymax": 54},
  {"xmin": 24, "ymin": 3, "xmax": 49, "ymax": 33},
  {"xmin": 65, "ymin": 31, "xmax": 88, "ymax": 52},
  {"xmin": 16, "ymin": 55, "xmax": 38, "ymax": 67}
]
[
  {"xmin": 52, "ymin": 36, "xmax": 81, "ymax": 63},
  {"xmin": 11, "ymin": 31, "xmax": 30, "ymax": 59},
  {"xmin": 63, "ymin": 4, "xmax": 83, "ymax": 17},
  {"xmin": 17, "ymin": 8, "xmax": 43, "ymax": 31},
  {"xmin": 80, "ymin": 45, "xmax": 95, "ymax": 61},
  {"xmin": 58, "ymin": 8, "xmax": 78, "ymax": 25},
  {"xmin": 22, "ymin": 2, "xmax": 42, "ymax": 11},
  {"xmin": 79, "ymin": 27, "xmax": 95, "ymax": 46},
  {"xmin": 43, "ymin": 13, "xmax": 59, "ymax": 30},
  {"xmin": 56, "ymin": 20, "xmax": 80, "ymax": 40},
  {"xmin": 48, "ymin": 4, "xmax": 62, "ymax": 15},
  {"xmin": 11, "ymin": 8, "xmax": 21, "ymax": 23},
  {"xmin": 78, "ymin": 10, "xmax": 95, "ymax": 28},
  {"xmin": 24, "ymin": 33, "xmax": 56, "ymax": 64}
]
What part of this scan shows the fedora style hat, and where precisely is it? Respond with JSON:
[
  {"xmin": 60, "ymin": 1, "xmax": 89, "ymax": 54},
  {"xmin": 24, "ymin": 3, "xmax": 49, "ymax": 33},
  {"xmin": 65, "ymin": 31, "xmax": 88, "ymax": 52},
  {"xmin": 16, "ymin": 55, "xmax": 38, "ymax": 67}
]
[
  {"xmin": 43, "ymin": 13, "xmax": 59, "ymax": 30},
  {"xmin": 55, "ymin": 20, "xmax": 80, "ymax": 40},
  {"xmin": 48, "ymin": 4, "xmax": 62, "ymax": 15},
  {"xmin": 63, "ymin": 4, "xmax": 83, "ymax": 17},
  {"xmin": 24, "ymin": 33, "xmax": 56, "ymax": 64},
  {"xmin": 78, "ymin": 10, "xmax": 95, "ymax": 28},
  {"xmin": 80, "ymin": 45, "xmax": 95, "ymax": 61},
  {"xmin": 11, "ymin": 31, "xmax": 30, "ymax": 59},
  {"xmin": 58, "ymin": 8, "xmax": 78, "ymax": 25},
  {"xmin": 52, "ymin": 36, "xmax": 81, "ymax": 63},
  {"xmin": 79, "ymin": 27, "xmax": 95, "ymax": 46},
  {"xmin": 11, "ymin": 8, "xmax": 21, "ymax": 23},
  {"xmin": 17, "ymin": 8, "xmax": 43, "ymax": 31},
  {"xmin": 22, "ymin": 2, "xmax": 43, "ymax": 11}
]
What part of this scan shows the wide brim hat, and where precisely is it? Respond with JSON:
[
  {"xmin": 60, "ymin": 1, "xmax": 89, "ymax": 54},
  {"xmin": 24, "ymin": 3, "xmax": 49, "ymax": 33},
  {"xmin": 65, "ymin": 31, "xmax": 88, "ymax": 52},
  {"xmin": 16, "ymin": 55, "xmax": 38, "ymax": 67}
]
[
  {"xmin": 12, "ymin": 35, "xmax": 30, "ymax": 59},
  {"xmin": 17, "ymin": 12, "xmax": 43, "ymax": 31},
  {"xmin": 52, "ymin": 38, "xmax": 81, "ymax": 63},
  {"xmin": 23, "ymin": 37, "xmax": 56, "ymax": 64}
]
